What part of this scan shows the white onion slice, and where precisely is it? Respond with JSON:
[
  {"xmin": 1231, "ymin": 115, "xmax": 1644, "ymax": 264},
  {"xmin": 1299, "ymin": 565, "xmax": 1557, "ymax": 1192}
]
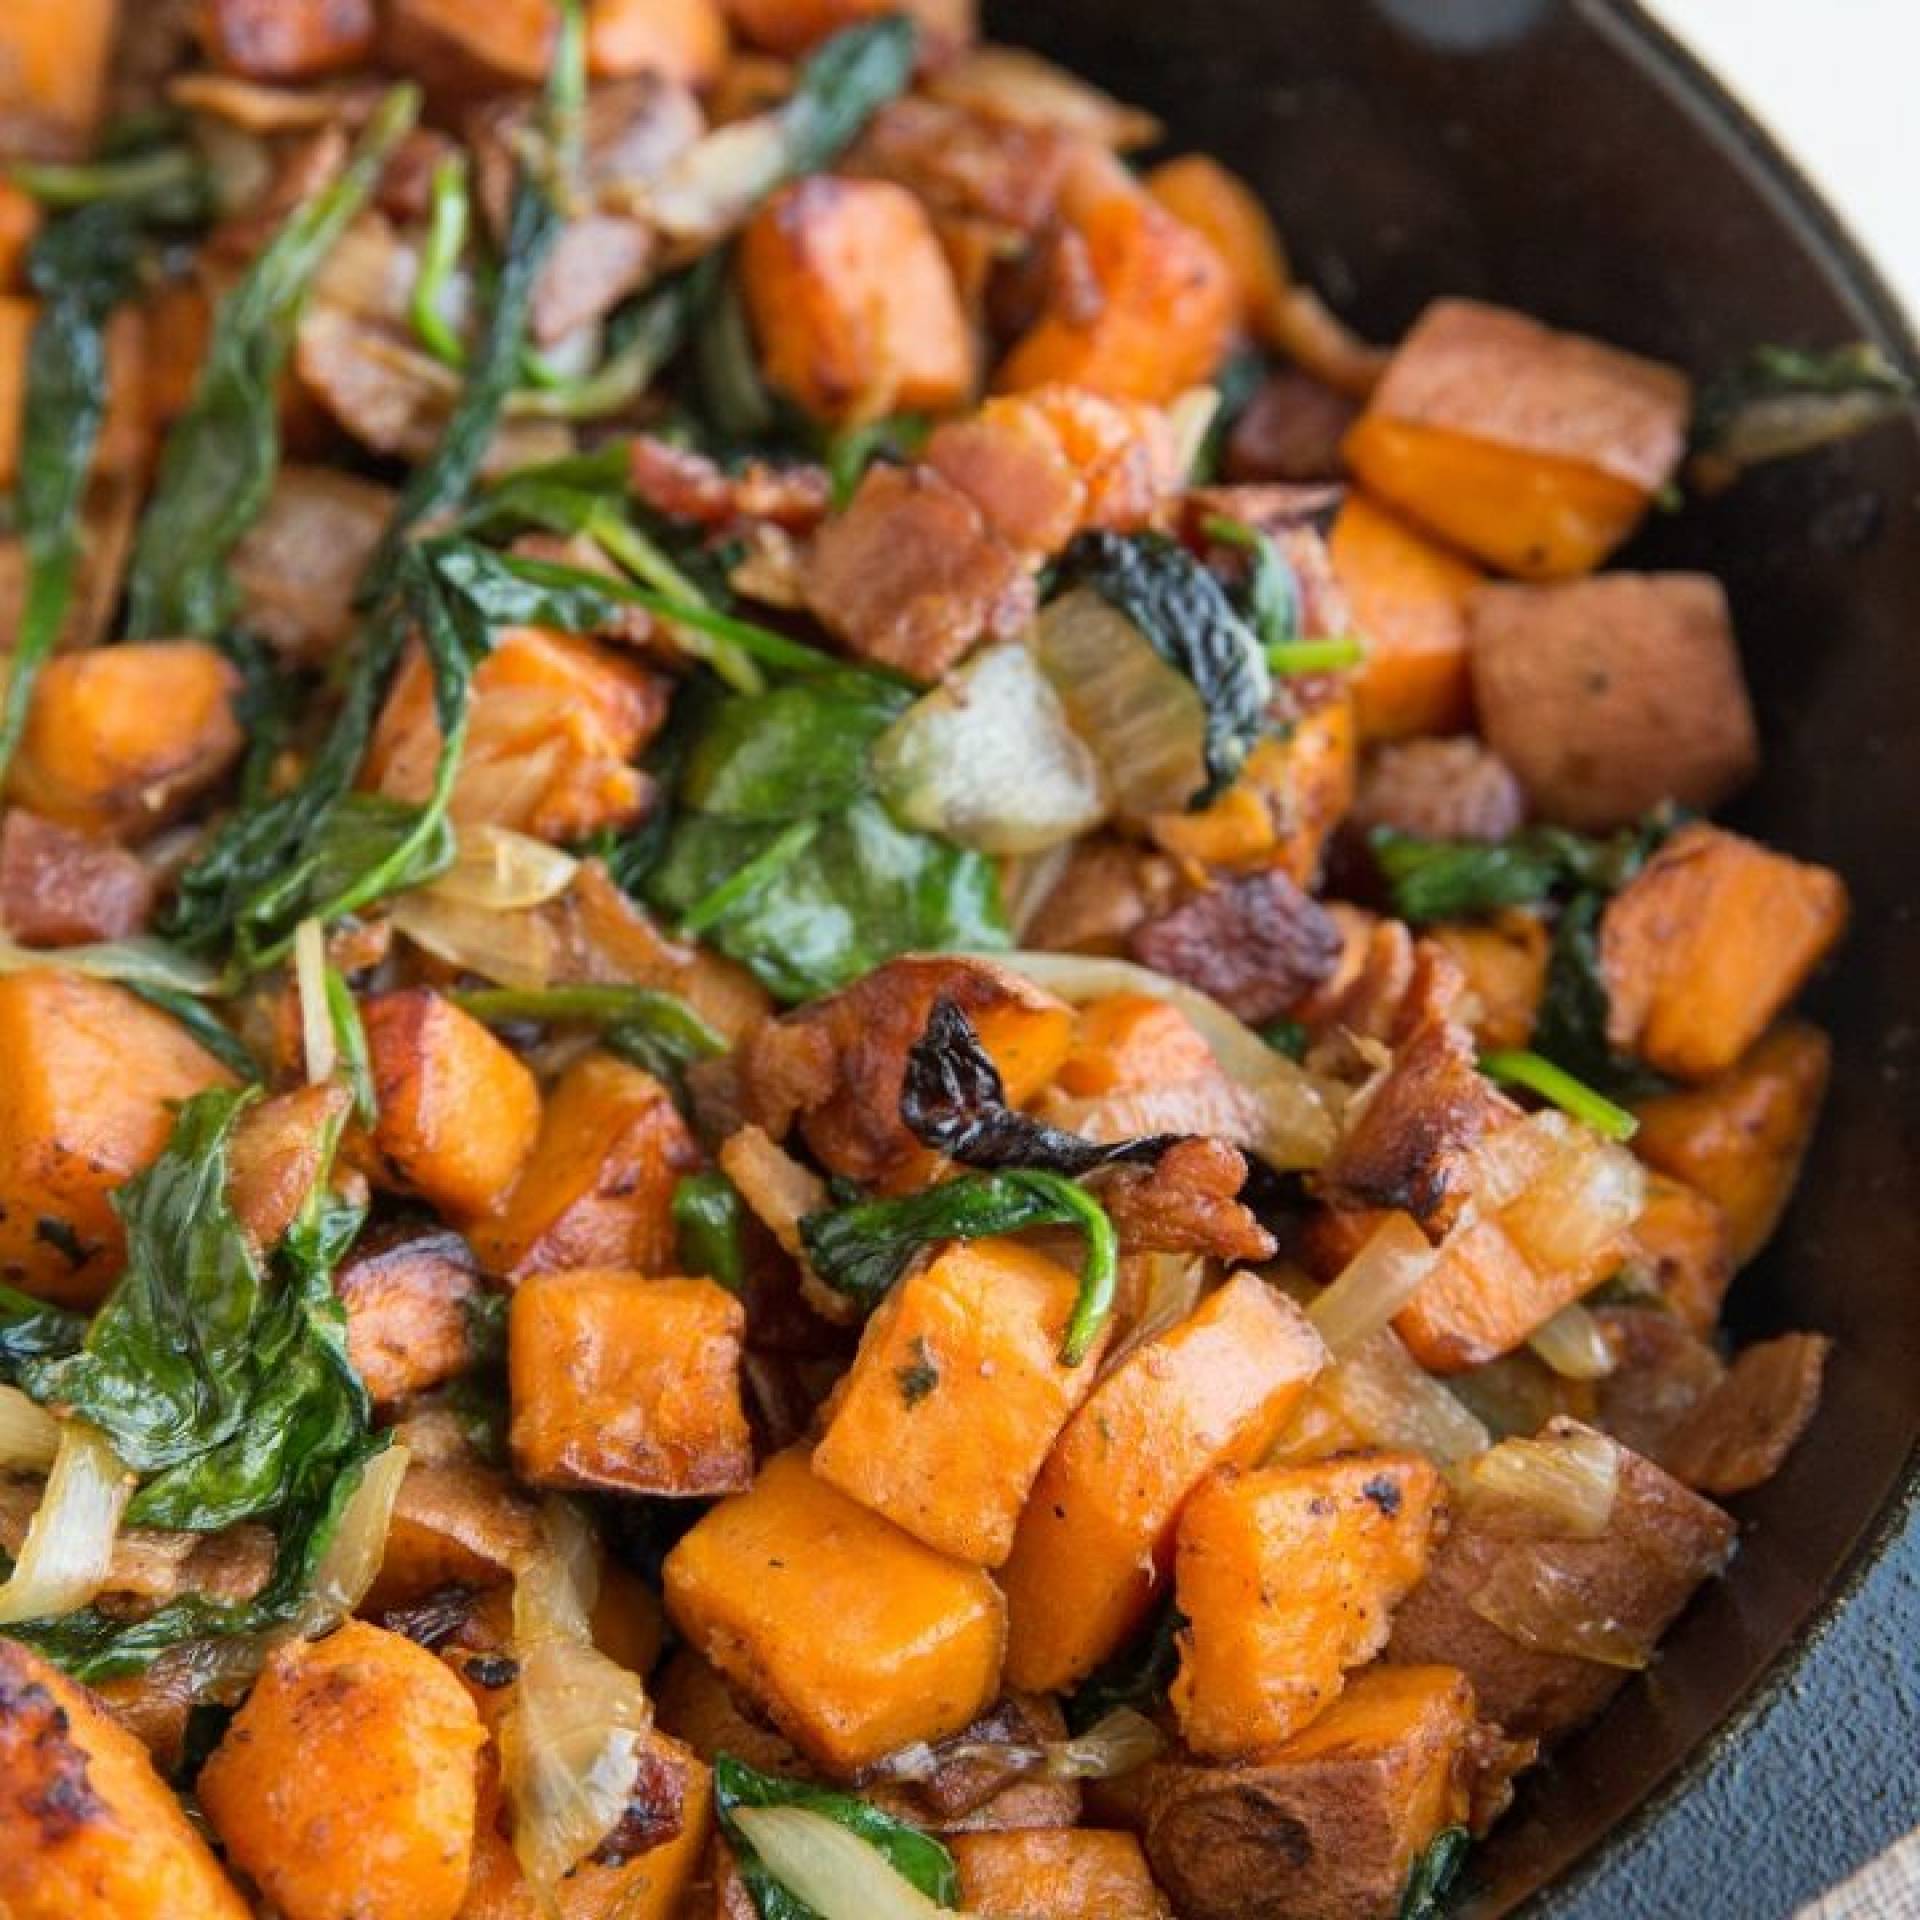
[
  {"xmin": 424, "ymin": 824, "xmax": 580, "ymax": 911},
  {"xmin": 1500, "ymin": 1132, "xmax": 1645, "ymax": 1277},
  {"xmin": 1527, "ymin": 1303, "xmax": 1619, "ymax": 1383},
  {"xmin": 389, "ymin": 892, "xmax": 559, "ymax": 989},
  {"xmin": 1468, "ymin": 1426, "xmax": 1620, "ymax": 1538},
  {"xmin": 1308, "ymin": 1211, "xmax": 1435, "ymax": 1359},
  {"xmin": 0, "ymin": 930, "xmax": 220, "ymax": 995},
  {"xmin": 1318, "ymin": 1328, "xmax": 1490, "ymax": 1476},
  {"xmin": 294, "ymin": 1444, "xmax": 410, "ymax": 1634},
  {"xmin": 0, "ymin": 1387, "xmax": 60, "ymax": 1473},
  {"xmin": 728, "ymin": 1807, "xmax": 954, "ymax": 1920},
  {"xmin": 0, "ymin": 1422, "xmax": 132, "ymax": 1624},
  {"xmin": 293, "ymin": 917, "xmax": 336, "ymax": 1087}
]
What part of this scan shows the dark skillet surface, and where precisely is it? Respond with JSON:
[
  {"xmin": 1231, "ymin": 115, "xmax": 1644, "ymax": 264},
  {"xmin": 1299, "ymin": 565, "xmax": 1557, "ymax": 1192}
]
[{"xmin": 979, "ymin": 0, "xmax": 1920, "ymax": 1910}]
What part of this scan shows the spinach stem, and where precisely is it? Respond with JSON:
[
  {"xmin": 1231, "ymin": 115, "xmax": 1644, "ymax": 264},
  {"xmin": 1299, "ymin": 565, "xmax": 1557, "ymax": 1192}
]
[
  {"xmin": 1479, "ymin": 1049, "xmax": 1640, "ymax": 1142},
  {"xmin": 679, "ymin": 819, "xmax": 819, "ymax": 936},
  {"xmin": 410, "ymin": 153, "xmax": 471, "ymax": 368}
]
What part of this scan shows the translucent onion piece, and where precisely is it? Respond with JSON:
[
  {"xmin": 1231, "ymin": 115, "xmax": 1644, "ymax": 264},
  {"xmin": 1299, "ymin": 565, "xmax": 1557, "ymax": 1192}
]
[
  {"xmin": 1468, "ymin": 1427, "xmax": 1620, "ymax": 1539},
  {"xmin": 1527, "ymin": 1303, "xmax": 1618, "ymax": 1383},
  {"xmin": 728, "ymin": 1807, "xmax": 952, "ymax": 1920},
  {"xmin": 1469, "ymin": 1549, "xmax": 1656, "ymax": 1670},
  {"xmin": 0, "ymin": 930, "xmax": 220, "ymax": 995},
  {"xmin": 425, "ymin": 824, "xmax": 579, "ymax": 911},
  {"xmin": 873, "ymin": 644, "xmax": 1109, "ymax": 855},
  {"xmin": 1319, "ymin": 1328, "xmax": 1490, "ymax": 1476},
  {"xmin": 0, "ymin": 1386, "xmax": 60, "ymax": 1472},
  {"xmin": 1308, "ymin": 1211, "xmax": 1435, "ymax": 1359},
  {"xmin": 389, "ymin": 892, "xmax": 559, "ymax": 990},
  {"xmin": 293, "ymin": 917, "xmax": 335, "ymax": 1087},
  {"xmin": 512, "ymin": 1499, "xmax": 600, "ymax": 1648},
  {"xmin": 1110, "ymin": 1252, "xmax": 1208, "ymax": 1365},
  {"xmin": 1499, "ymin": 1130, "xmax": 1646, "ymax": 1277},
  {"xmin": 0, "ymin": 1422, "xmax": 133, "ymax": 1624},
  {"xmin": 1032, "ymin": 588, "xmax": 1210, "ymax": 820},
  {"xmin": 927, "ymin": 45, "xmax": 1163, "ymax": 150},
  {"xmin": 1460, "ymin": 1111, "xmax": 1574, "ymax": 1215},
  {"xmin": 982, "ymin": 950, "xmax": 1339, "ymax": 1169},
  {"xmin": 1002, "ymin": 843, "xmax": 1073, "ymax": 942},
  {"xmin": 637, "ymin": 113, "xmax": 791, "ymax": 245},
  {"xmin": 1042, "ymin": 1707, "xmax": 1166, "ymax": 1780},
  {"xmin": 1165, "ymin": 385, "xmax": 1223, "ymax": 480},
  {"xmin": 294, "ymin": 1444, "xmax": 410, "ymax": 1633}
]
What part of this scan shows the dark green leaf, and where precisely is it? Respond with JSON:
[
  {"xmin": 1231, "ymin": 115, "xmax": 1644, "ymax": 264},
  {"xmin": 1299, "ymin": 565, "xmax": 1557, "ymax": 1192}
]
[
  {"xmin": 454, "ymin": 983, "xmax": 724, "ymax": 1079},
  {"xmin": 1369, "ymin": 821, "xmax": 1662, "ymax": 926},
  {"xmin": 8, "ymin": 143, "xmax": 206, "ymax": 218},
  {"xmin": 1399, "ymin": 1826, "xmax": 1471, "ymax": 1920},
  {"xmin": 325, "ymin": 971, "xmax": 377, "ymax": 1125},
  {"xmin": 1531, "ymin": 894, "xmax": 1668, "ymax": 1101},
  {"xmin": 694, "ymin": 260, "xmax": 778, "ymax": 443},
  {"xmin": 682, "ymin": 683, "xmax": 907, "ymax": 821},
  {"xmin": 1695, "ymin": 341, "xmax": 1916, "ymax": 475},
  {"xmin": 822, "ymin": 413, "xmax": 929, "ymax": 509},
  {"xmin": 1187, "ymin": 342, "xmax": 1264, "ymax": 485},
  {"xmin": 0, "ymin": 1284, "xmax": 84, "ymax": 1384},
  {"xmin": 672, "ymin": 1173, "xmax": 748, "ymax": 1294},
  {"xmin": 777, "ymin": 16, "xmax": 920, "ymax": 180},
  {"xmin": 1066, "ymin": 1601, "xmax": 1185, "ymax": 1733}
]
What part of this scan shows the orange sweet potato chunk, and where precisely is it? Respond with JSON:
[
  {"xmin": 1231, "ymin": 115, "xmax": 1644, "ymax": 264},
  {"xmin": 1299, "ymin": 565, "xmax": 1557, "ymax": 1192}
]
[
  {"xmin": 334, "ymin": 1225, "xmax": 483, "ymax": 1408},
  {"xmin": 723, "ymin": 0, "xmax": 972, "ymax": 61},
  {"xmin": 363, "ymin": 990, "xmax": 542, "ymax": 1223},
  {"xmin": 387, "ymin": 0, "xmax": 728, "ymax": 89},
  {"xmin": 1631, "ymin": 1022, "xmax": 1831, "ymax": 1267},
  {"xmin": 510, "ymin": 1271, "xmax": 753, "ymax": 1497},
  {"xmin": 812, "ymin": 1239, "xmax": 1105, "ymax": 1565},
  {"xmin": 1344, "ymin": 298, "xmax": 1690, "ymax": 580},
  {"xmin": 1056, "ymin": 993, "xmax": 1217, "ymax": 1099},
  {"xmin": 1600, "ymin": 823, "xmax": 1847, "ymax": 1082},
  {"xmin": 1625, "ymin": 1173, "xmax": 1734, "ymax": 1333},
  {"xmin": 201, "ymin": 0, "xmax": 378, "ymax": 76},
  {"xmin": 663, "ymin": 1449, "xmax": 1006, "ymax": 1775},
  {"xmin": 1427, "ymin": 913, "xmax": 1550, "ymax": 1054},
  {"xmin": 474, "ymin": 1051, "xmax": 702, "ymax": 1279},
  {"xmin": 740, "ymin": 176, "xmax": 976, "ymax": 425},
  {"xmin": 0, "ymin": 971, "xmax": 236, "ymax": 1305},
  {"xmin": 1171, "ymin": 1453, "xmax": 1445, "ymax": 1758},
  {"xmin": 7, "ymin": 642, "xmax": 243, "ymax": 838},
  {"xmin": 0, "ymin": 0, "xmax": 116, "ymax": 151},
  {"xmin": 999, "ymin": 1273, "xmax": 1328, "ymax": 1695},
  {"xmin": 952, "ymin": 1829, "xmax": 1166, "ymax": 1920},
  {"xmin": 363, "ymin": 1458, "xmax": 543, "ymax": 1612}
]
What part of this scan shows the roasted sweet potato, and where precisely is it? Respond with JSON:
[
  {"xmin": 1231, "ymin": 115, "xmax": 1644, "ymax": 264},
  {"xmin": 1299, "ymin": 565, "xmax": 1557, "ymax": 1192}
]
[
  {"xmin": 663, "ymin": 1448, "xmax": 1006, "ymax": 1774},
  {"xmin": 510, "ymin": 1270, "xmax": 753, "ymax": 1496},
  {"xmin": 365, "ymin": 627, "xmax": 669, "ymax": 844},
  {"xmin": 474, "ymin": 1051, "xmax": 702, "ymax": 1279},
  {"xmin": 386, "ymin": 0, "xmax": 728, "ymax": 91},
  {"xmin": 1623, "ymin": 1173, "xmax": 1734, "ymax": 1333},
  {"xmin": 723, "ymin": 0, "xmax": 972, "ymax": 61},
  {"xmin": 0, "ymin": 1636, "xmax": 250, "ymax": 1920},
  {"xmin": 365, "ymin": 1457, "xmax": 544, "ymax": 1611},
  {"xmin": 1000, "ymin": 1273, "xmax": 1327, "ymax": 1694},
  {"xmin": 230, "ymin": 465, "xmax": 396, "ymax": 664},
  {"xmin": 0, "ymin": 807, "xmax": 155, "ymax": 945},
  {"xmin": 0, "ymin": 970, "xmax": 236, "ymax": 1304},
  {"xmin": 811, "ymin": 1238, "xmax": 1105, "ymax": 1564},
  {"xmin": 7, "ymin": 641, "xmax": 243, "ymax": 838},
  {"xmin": 1660, "ymin": 1332, "xmax": 1829, "ymax": 1496},
  {"xmin": 1142, "ymin": 1664, "xmax": 1482, "ymax": 1920},
  {"xmin": 202, "ymin": 0, "xmax": 378, "ymax": 76},
  {"xmin": 1600, "ymin": 824, "xmax": 1847, "ymax": 1082},
  {"xmin": 227, "ymin": 1082, "xmax": 353, "ymax": 1254},
  {"xmin": 199, "ymin": 1620, "xmax": 486, "ymax": 1920},
  {"xmin": 952, "ymin": 1828, "xmax": 1167, "ymax": 1919},
  {"xmin": 1172, "ymin": 1454, "xmax": 1445, "ymax": 1757},
  {"xmin": 1630, "ymin": 1021, "xmax": 1831, "ymax": 1266},
  {"xmin": 0, "ymin": 182, "xmax": 39, "ymax": 291},
  {"xmin": 1057, "ymin": 992, "xmax": 1218, "ymax": 1099},
  {"xmin": 0, "ymin": 0, "xmax": 116, "ymax": 153},
  {"xmin": 1388, "ymin": 1420, "xmax": 1735, "ymax": 1737},
  {"xmin": 997, "ymin": 146, "xmax": 1236, "ymax": 405},
  {"xmin": 1469, "ymin": 574, "xmax": 1758, "ymax": 829},
  {"xmin": 740, "ymin": 176, "xmax": 976, "ymax": 425},
  {"xmin": 1426, "ymin": 912, "xmax": 1550, "ymax": 1054},
  {"xmin": 336, "ymin": 1223, "xmax": 483, "ymax": 1408},
  {"xmin": 363, "ymin": 990, "xmax": 542, "ymax": 1223},
  {"xmin": 1345, "ymin": 298, "xmax": 1689, "ymax": 578}
]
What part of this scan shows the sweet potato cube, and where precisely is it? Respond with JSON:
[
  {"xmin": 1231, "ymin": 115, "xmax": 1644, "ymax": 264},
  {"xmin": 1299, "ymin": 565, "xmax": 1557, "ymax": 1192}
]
[
  {"xmin": 0, "ymin": 971, "xmax": 236, "ymax": 1305},
  {"xmin": 725, "ymin": 0, "xmax": 973, "ymax": 60},
  {"xmin": 362, "ymin": 990, "xmax": 541, "ymax": 1223},
  {"xmin": 1600, "ymin": 823, "xmax": 1846, "ymax": 1083},
  {"xmin": 663, "ymin": 1449, "xmax": 1006, "ymax": 1775},
  {"xmin": 1057, "ymin": 992, "xmax": 1217, "ymax": 1098},
  {"xmin": 0, "ymin": 183, "xmax": 39, "ymax": 292},
  {"xmin": 1469, "ymin": 574, "xmax": 1758, "ymax": 830},
  {"xmin": 952, "ymin": 1829, "xmax": 1165, "ymax": 1920},
  {"xmin": 1625, "ymin": 1173, "xmax": 1734, "ymax": 1333},
  {"xmin": 334, "ymin": 1224, "xmax": 483, "ymax": 1408},
  {"xmin": 473, "ymin": 1051, "xmax": 701, "ymax": 1279},
  {"xmin": 0, "ymin": 0, "xmax": 116, "ymax": 152},
  {"xmin": 7, "ymin": 641, "xmax": 243, "ymax": 838},
  {"xmin": 201, "ymin": 0, "xmax": 378, "ymax": 76},
  {"xmin": 1171, "ymin": 1453, "xmax": 1445, "ymax": 1757},
  {"xmin": 812, "ymin": 1239, "xmax": 1104, "ymax": 1565},
  {"xmin": 385, "ymin": 0, "xmax": 728, "ymax": 90},
  {"xmin": 1345, "ymin": 298, "xmax": 1689, "ymax": 580},
  {"xmin": 1631, "ymin": 1022, "xmax": 1831, "ymax": 1265},
  {"xmin": 227, "ymin": 1083, "xmax": 353, "ymax": 1255},
  {"xmin": 510, "ymin": 1271, "xmax": 752, "ymax": 1497},
  {"xmin": 999, "ymin": 1272, "xmax": 1327, "ymax": 1694},
  {"xmin": 1332, "ymin": 493, "xmax": 1480, "ymax": 741},
  {"xmin": 740, "ymin": 176, "xmax": 976, "ymax": 425},
  {"xmin": 1142, "ymin": 1665, "xmax": 1479, "ymax": 1920},
  {"xmin": 1428, "ymin": 913, "xmax": 1550, "ymax": 1053}
]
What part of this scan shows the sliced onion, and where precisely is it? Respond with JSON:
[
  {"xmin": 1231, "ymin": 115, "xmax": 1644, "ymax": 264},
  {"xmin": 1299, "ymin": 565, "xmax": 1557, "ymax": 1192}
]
[
  {"xmin": 1002, "ymin": 843, "xmax": 1074, "ymax": 942},
  {"xmin": 1165, "ymin": 385, "xmax": 1223, "ymax": 481},
  {"xmin": 982, "ymin": 950, "xmax": 1339, "ymax": 1169},
  {"xmin": 873, "ymin": 643, "xmax": 1109, "ymax": 855},
  {"xmin": 1459, "ymin": 1111, "xmax": 1574, "ymax": 1214},
  {"xmin": 293, "ymin": 1444, "xmax": 410, "ymax": 1634},
  {"xmin": 389, "ymin": 891, "xmax": 560, "ymax": 990},
  {"xmin": 1470, "ymin": 1549, "xmax": 1655, "ymax": 1670},
  {"xmin": 1308, "ymin": 1211, "xmax": 1435, "ymax": 1359},
  {"xmin": 0, "ymin": 930, "xmax": 220, "ymax": 995},
  {"xmin": 1110, "ymin": 1252, "xmax": 1208, "ymax": 1364},
  {"xmin": 293, "ymin": 917, "xmax": 336, "ymax": 1087},
  {"xmin": 632, "ymin": 112, "xmax": 792, "ymax": 247},
  {"xmin": 1032, "ymin": 587, "xmax": 1210, "ymax": 819},
  {"xmin": 1318, "ymin": 1328, "xmax": 1490, "ymax": 1476},
  {"xmin": 0, "ymin": 1422, "xmax": 133, "ymax": 1624},
  {"xmin": 928, "ymin": 45, "xmax": 1163, "ymax": 150},
  {"xmin": 873, "ymin": 1704, "xmax": 1164, "ymax": 1792},
  {"xmin": 0, "ymin": 1387, "xmax": 60, "ymax": 1472},
  {"xmin": 1527, "ymin": 1303, "xmax": 1618, "ymax": 1383},
  {"xmin": 728, "ymin": 1806, "xmax": 951, "ymax": 1920},
  {"xmin": 1499, "ymin": 1131, "xmax": 1645, "ymax": 1277},
  {"xmin": 1468, "ymin": 1426, "xmax": 1619, "ymax": 1539},
  {"xmin": 423, "ymin": 824, "xmax": 580, "ymax": 911}
]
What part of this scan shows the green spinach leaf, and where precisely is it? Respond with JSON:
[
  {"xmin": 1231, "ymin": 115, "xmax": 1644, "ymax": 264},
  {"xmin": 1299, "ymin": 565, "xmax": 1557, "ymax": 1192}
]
[
  {"xmin": 1066, "ymin": 1600, "xmax": 1186, "ymax": 1733},
  {"xmin": 1370, "ymin": 822, "xmax": 1659, "ymax": 926},
  {"xmin": 672, "ymin": 1173, "xmax": 748, "ymax": 1294},
  {"xmin": 453, "ymin": 983, "xmax": 724, "ymax": 1079},
  {"xmin": 1695, "ymin": 341, "xmax": 1916, "ymax": 478},
  {"xmin": 0, "ymin": 1284, "xmax": 84, "ymax": 1384},
  {"xmin": 1399, "ymin": 1826, "xmax": 1471, "ymax": 1920}
]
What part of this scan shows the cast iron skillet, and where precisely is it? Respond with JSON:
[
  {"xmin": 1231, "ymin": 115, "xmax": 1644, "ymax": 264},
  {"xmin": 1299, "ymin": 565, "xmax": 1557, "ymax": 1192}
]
[{"xmin": 980, "ymin": 0, "xmax": 1920, "ymax": 1911}]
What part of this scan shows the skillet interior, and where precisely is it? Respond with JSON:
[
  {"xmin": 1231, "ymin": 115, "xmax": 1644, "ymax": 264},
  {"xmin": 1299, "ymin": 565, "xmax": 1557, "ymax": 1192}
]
[{"xmin": 979, "ymin": 0, "xmax": 1920, "ymax": 1909}]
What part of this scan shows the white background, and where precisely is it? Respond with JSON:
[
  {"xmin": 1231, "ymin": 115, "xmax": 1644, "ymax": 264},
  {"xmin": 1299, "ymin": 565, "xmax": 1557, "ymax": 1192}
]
[{"xmin": 1652, "ymin": 0, "xmax": 1919, "ymax": 316}]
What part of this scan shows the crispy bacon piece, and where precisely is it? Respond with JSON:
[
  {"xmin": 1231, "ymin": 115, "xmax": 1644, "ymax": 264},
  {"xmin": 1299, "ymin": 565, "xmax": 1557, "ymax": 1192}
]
[
  {"xmin": 626, "ymin": 433, "xmax": 833, "ymax": 534},
  {"xmin": 1660, "ymin": 1332, "xmax": 1829, "ymax": 1496},
  {"xmin": 1225, "ymin": 368, "xmax": 1360, "ymax": 483},
  {"xmin": 846, "ymin": 96, "xmax": 1073, "ymax": 235},
  {"xmin": 0, "ymin": 809, "xmax": 155, "ymax": 945},
  {"xmin": 1099, "ymin": 1138, "xmax": 1276, "ymax": 1264},
  {"xmin": 1353, "ymin": 736, "xmax": 1528, "ymax": 845}
]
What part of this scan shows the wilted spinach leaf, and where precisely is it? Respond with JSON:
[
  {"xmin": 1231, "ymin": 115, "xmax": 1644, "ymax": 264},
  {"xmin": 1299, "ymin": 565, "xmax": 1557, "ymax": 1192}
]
[
  {"xmin": 1370, "ymin": 821, "xmax": 1662, "ymax": 926},
  {"xmin": 454, "ymin": 983, "xmax": 724, "ymax": 1080},
  {"xmin": 1066, "ymin": 1600, "xmax": 1186, "ymax": 1733},
  {"xmin": 0, "ymin": 1284, "xmax": 83, "ymax": 1384},
  {"xmin": 1531, "ymin": 894, "xmax": 1667, "ymax": 1101},
  {"xmin": 682, "ymin": 682, "xmax": 910, "ymax": 821},
  {"xmin": 1399, "ymin": 1826, "xmax": 1471, "ymax": 1920},
  {"xmin": 125, "ymin": 984, "xmax": 260, "ymax": 1082},
  {"xmin": 673, "ymin": 1173, "xmax": 749, "ymax": 1294},
  {"xmin": 1694, "ymin": 341, "xmax": 1916, "ymax": 480},
  {"xmin": 777, "ymin": 16, "xmax": 919, "ymax": 179}
]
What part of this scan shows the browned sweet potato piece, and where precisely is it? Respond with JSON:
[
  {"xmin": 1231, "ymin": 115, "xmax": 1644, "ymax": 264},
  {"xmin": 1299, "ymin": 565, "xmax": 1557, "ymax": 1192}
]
[
  {"xmin": 1469, "ymin": 575, "xmax": 1758, "ymax": 830},
  {"xmin": 0, "ymin": 808, "xmax": 155, "ymax": 945},
  {"xmin": 801, "ymin": 462, "xmax": 1036, "ymax": 682},
  {"xmin": 362, "ymin": 990, "xmax": 542, "ymax": 1223},
  {"xmin": 1128, "ymin": 870, "xmax": 1343, "ymax": 1025},
  {"xmin": 510, "ymin": 1270, "xmax": 753, "ymax": 1496},
  {"xmin": 0, "ymin": 1636, "xmax": 251, "ymax": 1920},
  {"xmin": 366, "ymin": 1457, "xmax": 544, "ymax": 1611},
  {"xmin": 741, "ymin": 175, "xmax": 975, "ymax": 425},
  {"xmin": 1621, "ymin": 1173, "xmax": 1734, "ymax": 1333},
  {"xmin": 1344, "ymin": 298, "xmax": 1690, "ymax": 579},
  {"xmin": 386, "ymin": 0, "xmax": 728, "ymax": 93},
  {"xmin": 0, "ymin": 0, "xmax": 116, "ymax": 155},
  {"xmin": 654, "ymin": 1646, "xmax": 804, "ymax": 1778},
  {"xmin": 1600, "ymin": 824, "xmax": 1846, "ymax": 1082},
  {"xmin": 1172, "ymin": 1454, "xmax": 1446, "ymax": 1757},
  {"xmin": 740, "ymin": 954, "xmax": 1073, "ymax": 1192},
  {"xmin": 474, "ymin": 1051, "xmax": 703, "ymax": 1279},
  {"xmin": 201, "ymin": 0, "xmax": 377, "ymax": 76},
  {"xmin": 724, "ymin": 0, "xmax": 971, "ymax": 61},
  {"xmin": 1143, "ymin": 1665, "xmax": 1488, "ymax": 1920},
  {"xmin": 1354, "ymin": 737, "xmax": 1526, "ymax": 844},
  {"xmin": 1388, "ymin": 1420, "xmax": 1735, "ymax": 1737},
  {"xmin": 0, "ymin": 971, "xmax": 236, "ymax": 1304},
  {"xmin": 1426, "ymin": 912, "xmax": 1550, "ymax": 1054},
  {"xmin": 7, "ymin": 642, "xmax": 243, "ymax": 839},
  {"xmin": 229, "ymin": 465, "xmax": 395, "ymax": 663},
  {"xmin": 335, "ymin": 1224, "xmax": 482, "ymax": 1407},
  {"xmin": 953, "ymin": 1829, "xmax": 1166, "ymax": 1918},
  {"xmin": 200, "ymin": 1620, "xmax": 485, "ymax": 1920},
  {"xmin": 227, "ymin": 1083, "xmax": 352, "ymax": 1254},
  {"xmin": 1660, "ymin": 1333, "xmax": 1829, "ymax": 1496}
]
